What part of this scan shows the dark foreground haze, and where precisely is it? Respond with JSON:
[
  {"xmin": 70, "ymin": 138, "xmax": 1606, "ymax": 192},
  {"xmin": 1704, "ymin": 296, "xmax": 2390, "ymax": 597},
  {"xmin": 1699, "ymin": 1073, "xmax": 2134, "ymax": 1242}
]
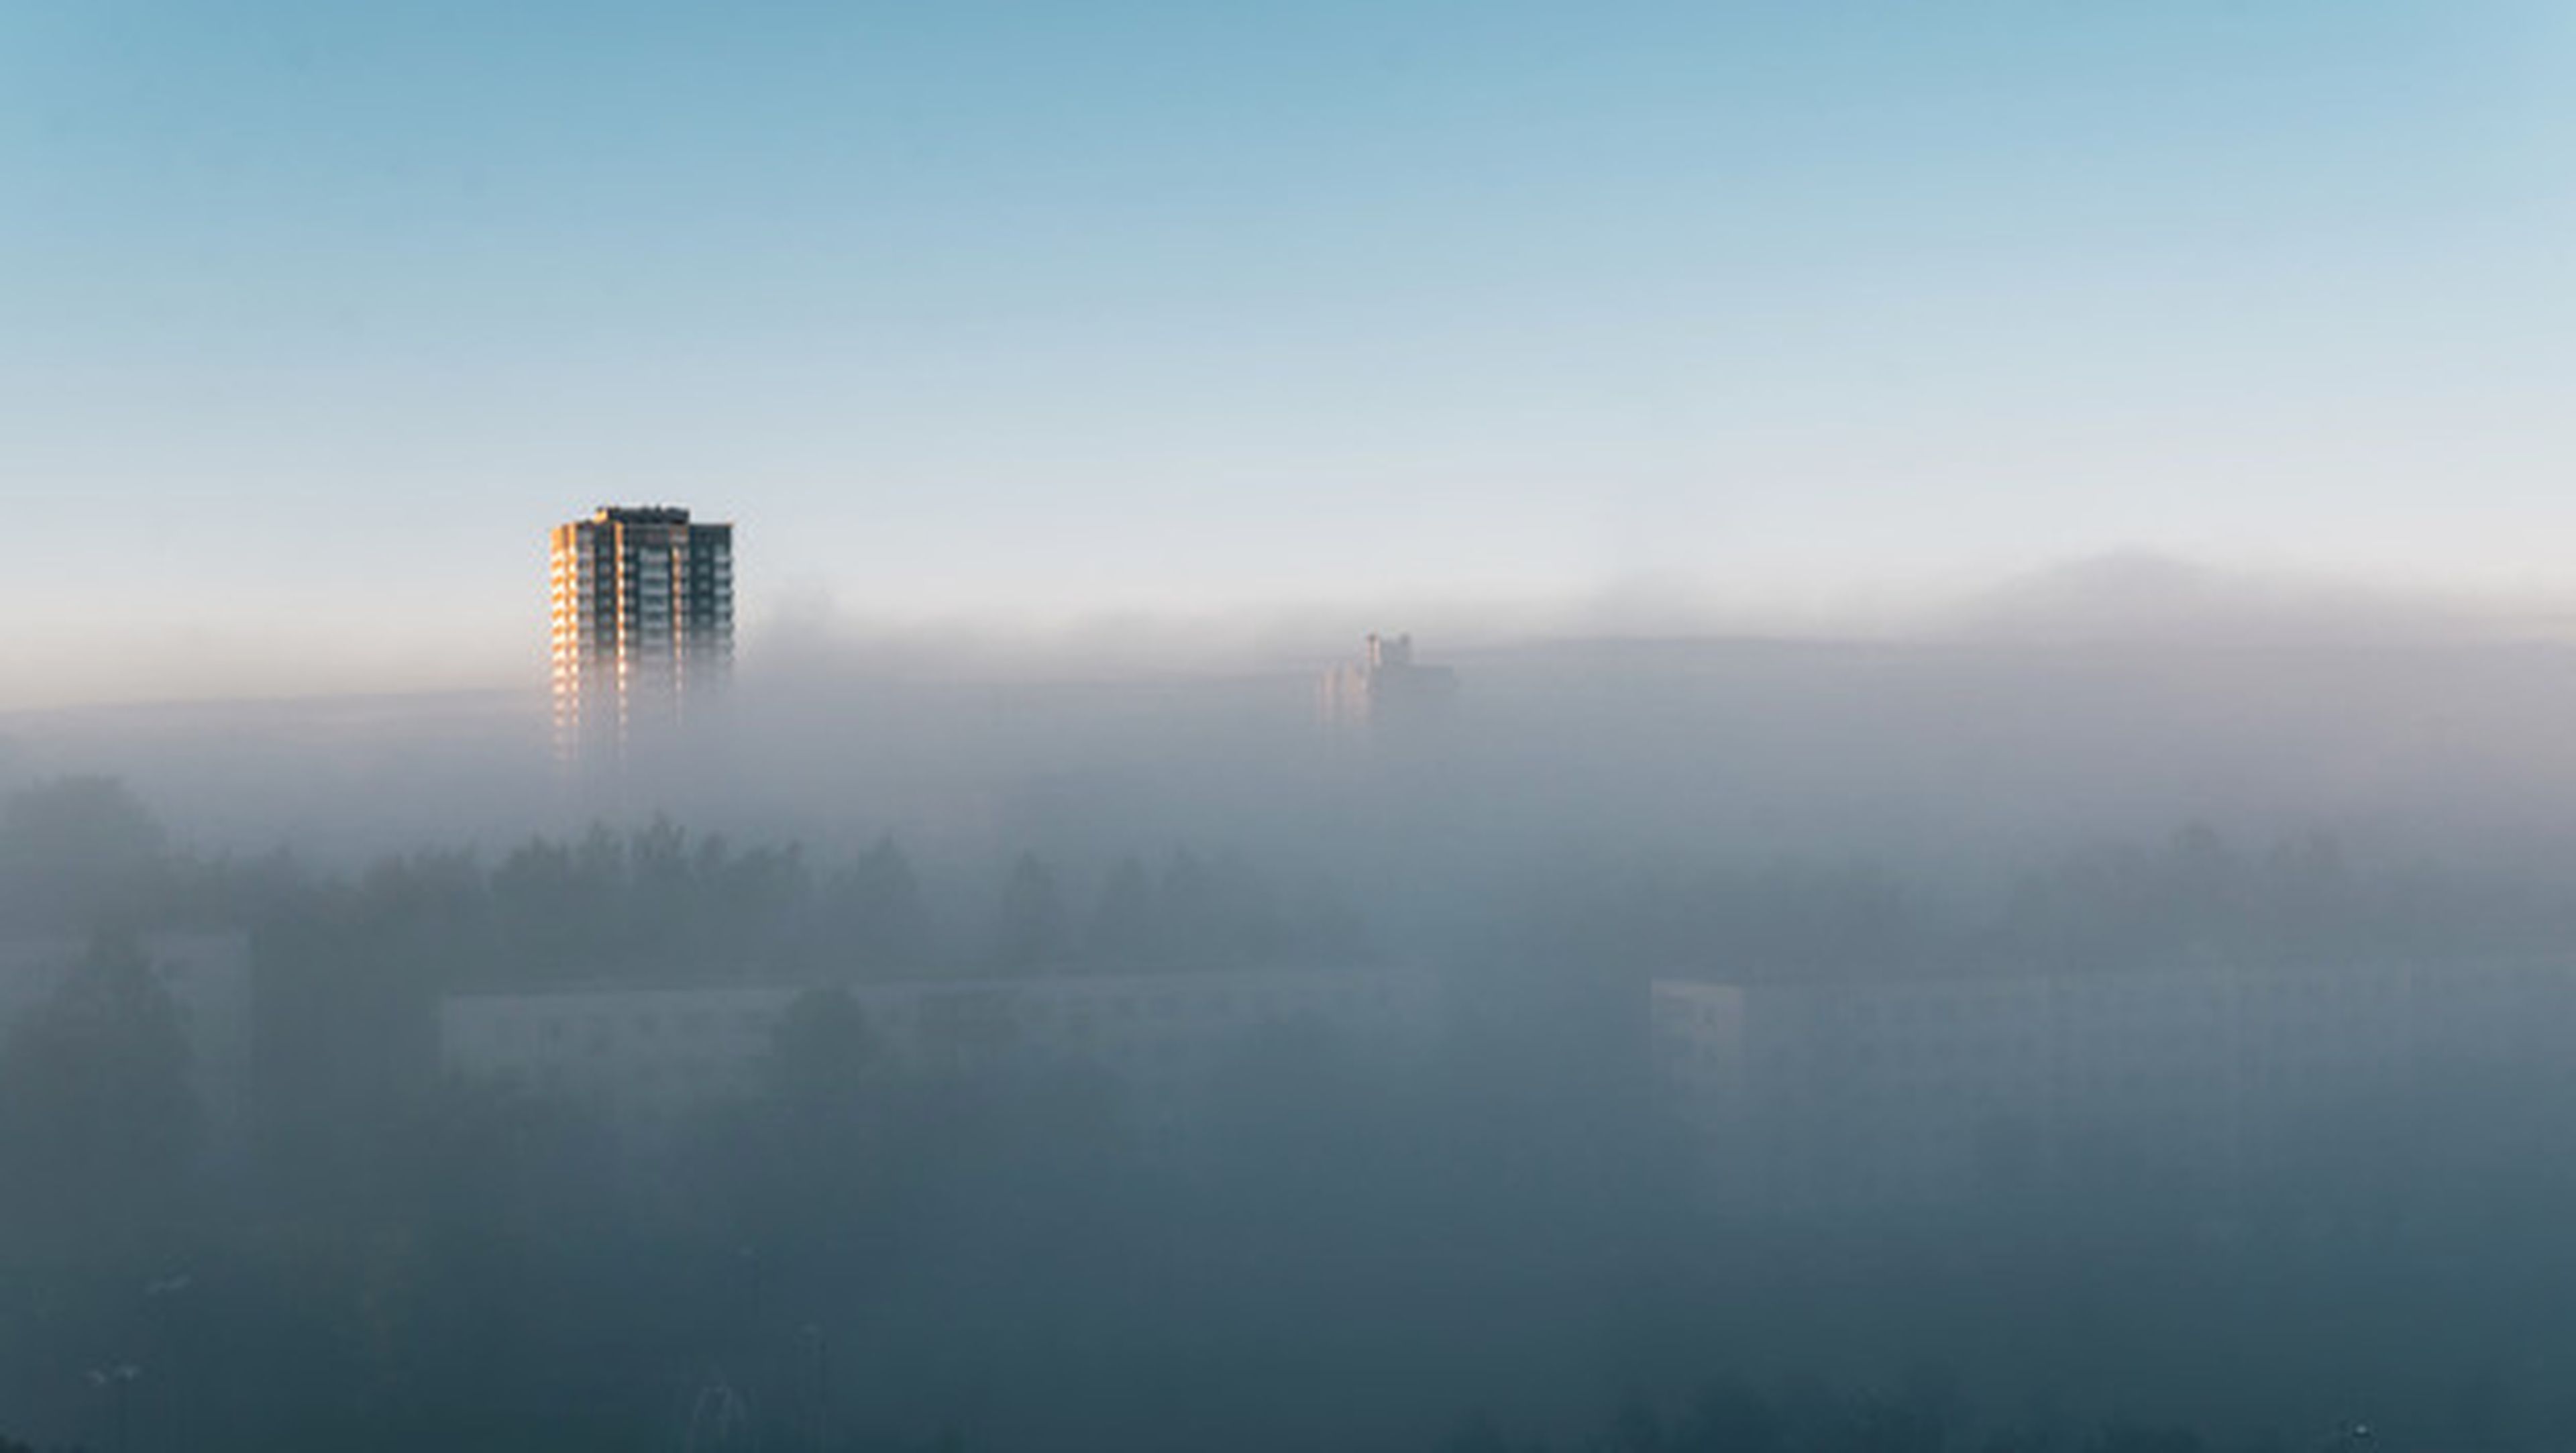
[{"xmin": 11, "ymin": 627, "xmax": 2576, "ymax": 1451}]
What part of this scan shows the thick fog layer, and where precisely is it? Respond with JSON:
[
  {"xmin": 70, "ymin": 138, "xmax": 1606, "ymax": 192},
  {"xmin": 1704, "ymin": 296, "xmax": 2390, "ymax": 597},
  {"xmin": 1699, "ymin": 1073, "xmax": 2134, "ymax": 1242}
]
[{"xmin": 9, "ymin": 596, "xmax": 2576, "ymax": 1452}]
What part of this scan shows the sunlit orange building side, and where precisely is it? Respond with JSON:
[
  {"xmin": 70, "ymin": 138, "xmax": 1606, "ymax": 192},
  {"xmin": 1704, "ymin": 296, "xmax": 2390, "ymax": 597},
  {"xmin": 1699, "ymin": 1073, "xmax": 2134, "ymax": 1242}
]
[{"xmin": 549, "ymin": 506, "xmax": 733, "ymax": 765}]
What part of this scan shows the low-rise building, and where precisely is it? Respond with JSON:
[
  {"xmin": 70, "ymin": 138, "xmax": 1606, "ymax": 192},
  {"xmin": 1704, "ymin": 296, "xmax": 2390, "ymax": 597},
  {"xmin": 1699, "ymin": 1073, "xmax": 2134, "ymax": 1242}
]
[
  {"xmin": 1652, "ymin": 958, "xmax": 2576, "ymax": 1214},
  {"xmin": 441, "ymin": 965, "xmax": 1439, "ymax": 1142}
]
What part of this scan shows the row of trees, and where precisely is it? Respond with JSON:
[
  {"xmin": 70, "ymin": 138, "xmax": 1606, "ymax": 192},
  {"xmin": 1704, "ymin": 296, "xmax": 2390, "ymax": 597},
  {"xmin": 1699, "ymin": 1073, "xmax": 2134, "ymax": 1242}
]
[
  {"xmin": 0, "ymin": 777, "xmax": 1366, "ymax": 981},
  {"xmin": 0, "ymin": 932, "xmax": 198, "ymax": 1260},
  {"xmin": 21, "ymin": 775, "xmax": 2575, "ymax": 995}
]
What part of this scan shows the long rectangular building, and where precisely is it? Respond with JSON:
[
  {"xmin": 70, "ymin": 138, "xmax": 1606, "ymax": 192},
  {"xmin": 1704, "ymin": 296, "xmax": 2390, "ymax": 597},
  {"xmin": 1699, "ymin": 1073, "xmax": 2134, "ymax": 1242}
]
[
  {"xmin": 441, "ymin": 965, "xmax": 1438, "ymax": 1143},
  {"xmin": 1653, "ymin": 958, "xmax": 2576, "ymax": 1214}
]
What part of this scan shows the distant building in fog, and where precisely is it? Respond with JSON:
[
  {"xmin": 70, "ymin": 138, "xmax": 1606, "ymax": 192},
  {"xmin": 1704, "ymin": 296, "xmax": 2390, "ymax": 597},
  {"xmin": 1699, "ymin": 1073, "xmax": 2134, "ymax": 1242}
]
[
  {"xmin": 1318, "ymin": 633, "xmax": 1456, "ymax": 730},
  {"xmin": 549, "ymin": 505, "xmax": 734, "ymax": 766},
  {"xmin": 1652, "ymin": 959, "xmax": 2576, "ymax": 1214},
  {"xmin": 440, "ymin": 965, "xmax": 1438, "ymax": 1145}
]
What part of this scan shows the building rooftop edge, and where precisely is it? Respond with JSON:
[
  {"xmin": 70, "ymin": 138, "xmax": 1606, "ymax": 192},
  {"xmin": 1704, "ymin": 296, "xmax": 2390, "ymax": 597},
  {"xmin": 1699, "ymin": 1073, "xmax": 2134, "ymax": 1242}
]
[
  {"xmin": 441, "ymin": 961, "xmax": 1428, "ymax": 1003},
  {"xmin": 576, "ymin": 505, "xmax": 732, "ymax": 527},
  {"xmin": 1650, "ymin": 951, "xmax": 2576, "ymax": 993}
]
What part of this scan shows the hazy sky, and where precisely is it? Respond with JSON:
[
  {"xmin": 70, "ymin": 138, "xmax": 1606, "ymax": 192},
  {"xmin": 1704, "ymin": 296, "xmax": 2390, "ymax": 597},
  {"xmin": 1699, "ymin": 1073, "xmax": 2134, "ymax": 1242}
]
[{"xmin": 3, "ymin": 2, "xmax": 2570, "ymax": 706}]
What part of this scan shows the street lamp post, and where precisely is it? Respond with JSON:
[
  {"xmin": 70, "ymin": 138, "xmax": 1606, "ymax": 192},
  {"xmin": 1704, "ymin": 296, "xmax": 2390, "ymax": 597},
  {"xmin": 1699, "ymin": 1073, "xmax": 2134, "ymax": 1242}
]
[
  {"xmin": 144, "ymin": 1270, "xmax": 192, "ymax": 1452},
  {"xmin": 685, "ymin": 1375, "xmax": 753, "ymax": 1452},
  {"xmin": 801, "ymin": 1323, "xmax": 830, "ymax": 1452},
  {"xmin": 87, "ymin": 1363, "xmax": 142, "ymax": 1453}
]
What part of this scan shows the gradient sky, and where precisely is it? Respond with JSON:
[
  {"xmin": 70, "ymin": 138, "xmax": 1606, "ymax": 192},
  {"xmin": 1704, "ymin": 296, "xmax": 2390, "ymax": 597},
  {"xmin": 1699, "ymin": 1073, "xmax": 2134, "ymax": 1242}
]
[{"xmin": 3, "ymin": 2, "xmax": 2570, "ymax": 706}]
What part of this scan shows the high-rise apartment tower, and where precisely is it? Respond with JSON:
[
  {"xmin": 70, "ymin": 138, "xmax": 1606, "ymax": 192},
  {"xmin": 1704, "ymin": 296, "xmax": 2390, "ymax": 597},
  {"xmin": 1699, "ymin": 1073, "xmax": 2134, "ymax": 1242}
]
[{"xmin": 549, "ymin": 506, "xmax": 733, "ymax": 762}]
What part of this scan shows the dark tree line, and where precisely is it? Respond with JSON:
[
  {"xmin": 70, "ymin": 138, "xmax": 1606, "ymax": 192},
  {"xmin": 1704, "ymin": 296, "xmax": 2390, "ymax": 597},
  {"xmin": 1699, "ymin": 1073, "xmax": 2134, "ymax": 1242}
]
[
  {"xmin": 0, "ymin": 931, "xmax": 199, "ymax": 1258},
  {"xmin": 23, "ymin": 775, "xmax": 2576, "ymax": 1450}
]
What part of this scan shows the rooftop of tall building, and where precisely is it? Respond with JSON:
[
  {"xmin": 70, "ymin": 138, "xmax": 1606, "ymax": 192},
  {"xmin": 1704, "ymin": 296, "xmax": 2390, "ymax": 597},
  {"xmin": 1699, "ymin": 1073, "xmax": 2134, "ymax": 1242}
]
[{"xmin": 591, "ymin": 505, "xmax": 696, "ymax": 525}]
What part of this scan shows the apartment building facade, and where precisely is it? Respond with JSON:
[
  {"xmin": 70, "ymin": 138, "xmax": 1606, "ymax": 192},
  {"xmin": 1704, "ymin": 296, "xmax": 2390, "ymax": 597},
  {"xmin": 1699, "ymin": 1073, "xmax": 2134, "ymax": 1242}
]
[
  {"xmin": 1652, "ymin": 958, "xmax": 2576, "ymax": 1214},
  {"xmin": 441, "ymin": 965, "xmax": 1438, "ymax": 1144},
  {"xmin": 549, "ymin": 505, "xmax": 734, "ymax": 765}
]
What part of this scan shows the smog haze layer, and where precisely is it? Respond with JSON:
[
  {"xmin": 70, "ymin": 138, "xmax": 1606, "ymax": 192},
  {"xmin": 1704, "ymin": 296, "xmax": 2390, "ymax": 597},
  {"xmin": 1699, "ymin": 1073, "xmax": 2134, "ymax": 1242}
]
[{"xmin": 7, "ymin": 5, "xmax": 2576, "ymax": 1453}]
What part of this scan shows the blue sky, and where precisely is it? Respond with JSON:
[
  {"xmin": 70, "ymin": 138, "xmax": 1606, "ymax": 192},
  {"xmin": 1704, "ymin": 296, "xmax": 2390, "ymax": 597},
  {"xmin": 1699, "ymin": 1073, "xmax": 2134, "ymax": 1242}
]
[{"xmin": 3, "ymin": 2, "xmax": 2569, "ymax": 705}]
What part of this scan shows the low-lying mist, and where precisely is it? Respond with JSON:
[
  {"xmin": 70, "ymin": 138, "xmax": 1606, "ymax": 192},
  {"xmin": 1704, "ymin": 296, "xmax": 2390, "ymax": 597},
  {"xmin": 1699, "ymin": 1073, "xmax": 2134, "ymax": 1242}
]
[
  {"xmin": 8, "ymin": 562, "xmax": 2576, "ymax": 1451},
  {"xmin": 12, "ymin": 557, "xmax": 2576, "ymax": 886}
]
